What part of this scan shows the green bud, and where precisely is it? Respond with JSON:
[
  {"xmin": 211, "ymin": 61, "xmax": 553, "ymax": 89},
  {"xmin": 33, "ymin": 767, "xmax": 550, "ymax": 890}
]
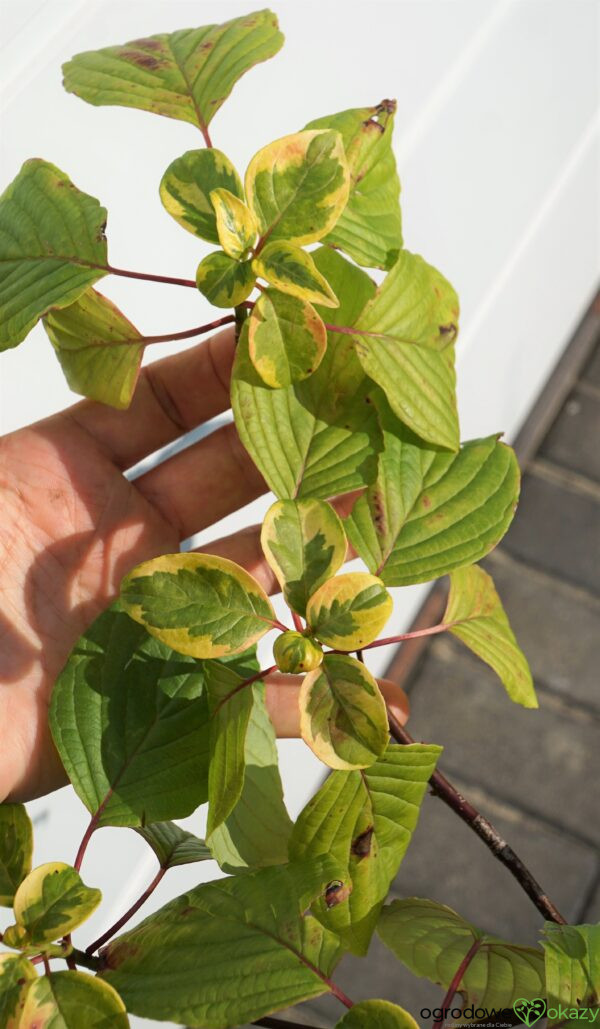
[{"xmin": 273, "ymin": 631, "xmax": 323, "ymax": 673}]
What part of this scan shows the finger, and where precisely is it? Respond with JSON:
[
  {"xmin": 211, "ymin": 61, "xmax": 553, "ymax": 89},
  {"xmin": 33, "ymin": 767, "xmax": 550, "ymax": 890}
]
[
  {"xmin": 134, "ymin": 421, "xmax": 265, "ymax": 538},
  {"xmin": 61, "ymin": 327, "xmax": 236, "ymax": 470},
  {"xmin": 264, "ymin": 672, "xmax": 410, "ymax": 738}
]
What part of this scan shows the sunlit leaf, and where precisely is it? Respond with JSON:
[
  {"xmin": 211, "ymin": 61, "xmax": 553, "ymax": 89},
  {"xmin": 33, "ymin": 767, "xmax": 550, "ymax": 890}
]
[
  {"xmin": 13, "ymin": 863, "xmax": 101, "ymax": 944},
  {"xmin": 0, "ymin": 160, "xmax": 108, "ymax": 351},
  {"xmin": 290, "ymin": 744, "xmax": 442, "ymax": 955},
  {"xmin": 0, "ymin": 805, "xmax": 33, "ymax": 907},
  {"xmin": 307, "ymin": 572, "xmax": 392, "ymax": 650},
  {"xmin": 204, "ymin": 659, "xmax": 257, "ymax": 836},
  {"xmin": 63, "ymin": 9, "xmax": 284, "ymax": 133},
  {"xmin": 253, "ymin": 240, "xmax": 339, "ymax": 306},
  {"xmin": 19, "ymin": 971, "xmax": 129, "ymax": 1027},
  {"xmin": 0, "ymin": 952, "xmax": 36, "ymax": 1028},
  {"xmin": 101, "ymin": 858, "xmax": 344, "ymax": 1027},
  {"xmin": 160, "ymin": 148, "xmax": 243, "ymax": 242},
  {"xmin": 273, "ymin": 631, "xmax": 323, "ymax": 673},
  {"xmin": 49, "ymin": 604, "xmax": 212, "ymax": 827},
  {"xmin": 248, "ymin": 289, "xmax": 326, "ymax": 387},
  {"xmin": 335, "ymin": 1000, "xmax": 420, "ymax": 1029},
  {"xmin": 245, "ymin": 130, "xmax": 350, "ymax": 245},
  {"xmin": 378, "ymin": 898, "xmax": 545, "ymax": 1010},
  {"xmin": 134, "ymin": 822, "xmax": 212, "ymax": 869},
  {"xmin": 300, "ymin": 654, "xmax": 389, "ymax": 770},
  {"xmin": 445, "ymin": 564, "xmax": 536, "ymax": 708},
  {"xmin": 43, "ymin": 287, "xmax": 143, "ymax": 409},
  {"xmin": 306, "ymin": 99, "xmax": 402, "ymax": 270},
  {"xmin": 543, "ymin": 922, "xmax": 600, "ymax": 1025},
  {"xmin": 210, "ymin": 188, "xmax": 257, "ymax": 258},
  {"xmin": 196, "ymin": 251, "xmax": 255, "ymax": 307},
  {"xmin": 120, "ymin": 553, "xmax": 276, "ymax": 659}
]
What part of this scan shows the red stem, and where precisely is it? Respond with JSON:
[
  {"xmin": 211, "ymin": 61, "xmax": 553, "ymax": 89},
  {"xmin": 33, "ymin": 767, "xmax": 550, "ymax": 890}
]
[
  {"xmin": 329, "ymin": 981, "xmax": 354, "ymax": 1010},
  {"xmin": 106, "ymin": 265, "xmax": 197, "ymax": 288},
  {"xmin": 74, "ymin": 813, "xmax": 99, "ymax": 872},
  {"xmin": 86, "ymin": 866, "xmax": 167, "ymax": 954},
  {"xmin": 361, "ymin": 622, "xmax": 452, "ymax": 650},
  {"xmin": 291, "ymin": 611, "xmax": 304, "ymax": 632},
  {"xmin": 201, "ymin": 124, "xmax": 213, "ymax": 147},
  {"xmin": 432, "ymin": 938, "xmax": 482, "ymax": 1029},
  {"xmin": 42, "ymin": 954, "xmax": 51, "ymax": 975},
  {"xmin": 213, "ymin": 664, "xmax": 278, "ymax": 716}
]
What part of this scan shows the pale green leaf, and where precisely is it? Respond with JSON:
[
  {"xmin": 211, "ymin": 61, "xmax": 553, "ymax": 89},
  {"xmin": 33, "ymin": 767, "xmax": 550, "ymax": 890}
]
[
  {"xmin": 335, "ymin": 1000, "xmax": 420, "ymax": 1029},
  {"xmin": 120, "ymin": 553, "xmax": 276, "ymax": 659},
  {"xmin": 273, "ymin": 631, "xmax": 323, "ymax": 673},
  {"xmin": 204, "ymin": 659, "xmax": 256, "ymax": 836},
  {"xmin": 63, "ymin": 9, "xmax": 284, "ymax": 133},
  {"xmin": 290, "ymin": 744, "xmax": 442, "ymax": 955},
  {"xmin": 0, "ymin": 160, "xmax": 108, "ymax": 351},
  {"xmin": 134, "ymin": 822, "xmax": 212, "ymax": 869},
  {"xmin": 49, "ymin": 603, "xmax": 212, "ymax": 827},
  {"xmin": 306, "ymin": 99, "xmax": 402, "ymax": 270},
  {"xmin": 13, "ymin": 862, "xmax": 101, "ymax": 944},
  {"xmin": 19, "ymin": 971, "xmax": 129, "ymax": 1027},
  {"xmin": 208, "ymin": 681, "xmax": 293, "ymax": 874},
  {"xmin": 245, "ymin": 130, "xmax": 350, "ymax": 245},
  {"xmin": 248, "ymin": 289, "xmax": 326, "ymax": 387},
  {"xmin": 261, "ymin": 497, "xmax": 347, "ymax": 616},
  {"xmin": 160, "ymin": 148, "xmax": 243, "ymax": 242},
  {"xmin": 100, "ymin": 858, "xmax": 344, "ymax": 1027},
  {"xmin": 232, "ymin": 247, "xmax": 380, "ymax": 498},
  {"xmin": 352, "ymin": 249, "xmax": 459, "ymax": 449},
  {"xmin": 196, "ymin": 250, "xmax": 255, "ymax": 307},
  {"xmin": 0, "ymin": 805, "xmax": 33, "ymax": 907},
  {"xmin": 210, "ymin": 188, "xmax": 257, "ymax": 258},
  {"xmin": 543, "ymin": 922, "xmax": 600, "ymax": 1025},
  {"xmin": 43, "ymin": 287, "xmax": 143, "ymax": 409},
  {"xmin": 307, "ymin": 572, "xmax": 392, "ymax": 650},
  {"xmin": 378, "ymin": 898, "xmax": 545, "ymax": 1010},
  {"xmin": 0, "ymin": 952, "xmax": 37, "ymax": 1029},
  {"xmin": 300, "ymin": 653, "xmax": 389, "ymax": 770},
  {"xmin": 253, "ymin": 240, "xmax": 339, "ymax": 306},
  {"xmin": 445, "ymin": 563, "xmax": 536, "ymax": 708}
]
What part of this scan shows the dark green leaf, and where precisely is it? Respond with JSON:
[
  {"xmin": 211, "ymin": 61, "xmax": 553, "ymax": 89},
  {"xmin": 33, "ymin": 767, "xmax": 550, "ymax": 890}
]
[
  {"xmin": 204, "ymin": 660, "xmax": 257, "ymax": 836},
  {"xmin": 0, "ymin": 804, "xmax": 33, "ymax": 907},
  {"xmin": 134, "ymin": 822, "xmax": 212, "ymax": 869}
]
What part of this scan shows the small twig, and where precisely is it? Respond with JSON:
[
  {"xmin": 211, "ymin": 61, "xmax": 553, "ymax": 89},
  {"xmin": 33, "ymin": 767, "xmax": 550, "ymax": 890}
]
[
  {"xmin": 291, "ymin": 611, "xmax": 304, "ymax": 632},
  {"xmin": 213, "ymin": 664, "xmax": 278, "ymax": 716},
  {"xmin": 42, "ymin": 954, "xmax": 51, "ymax": 975},
  {"xmin": 107, "ymin": 265, "xmax": 197, "ymax": 288},
  {"xmin": 200, "ymin": 124, "xmax": 213, "ymax": 148},
  {"xmin": 387, "ymin": 709, "xmax": 567, "ymax": 925},
  {"xmin": 70, "ymin": 947, "xmax": 103, "ymax": 972},
  {"xmin": 361, "ymin": 622, "xmax": 452, "ymax": 650},
  {"xmin": 433, "ymin": 938, "xmax": 482, "ymax": 1029},
  {"xmin": 86, "ymin": 866, "xmax": 167, "ymax": 954},
  {"xmin": 253, "ymin": 1018, "xmax": 328, "ymax": 1029}
]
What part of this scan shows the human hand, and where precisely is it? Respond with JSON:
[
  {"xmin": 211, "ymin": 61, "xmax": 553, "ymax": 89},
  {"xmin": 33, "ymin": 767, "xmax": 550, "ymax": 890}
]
[{"xmin": 0, "ymin": 328, "xmax": 409, "ymax": 803}]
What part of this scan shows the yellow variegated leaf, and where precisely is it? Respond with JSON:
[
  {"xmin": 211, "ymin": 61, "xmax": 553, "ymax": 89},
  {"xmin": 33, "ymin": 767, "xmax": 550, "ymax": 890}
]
[
  {"xmin": 245, "ymin": 130, "xmax": 350, "ymax": 245},
  {"xmin": 0, "ymin": 953, "xmax": 36, "ymax": 1028},
  {"xmin": 300, "ymin": 654, "xmax": 389, "ymax": 770},
  {"xmin": 210, "ymin": 188, "xmax": 257, "ymax": 258},
  {"xmin": 120, "ymin": 553, "xmax": 277, "ymax": 659},
  {"xmin": 273, "ymin": 631, "xmax": 323, "ymax": 673},
  {"xmin": 18, "ymin": 971, "xmax": 129, "ymax": 1027},
  {"xmin": 13, "ymin": 863, "xmax": 101, "ymax": 944},
  {"xmin": 196, "ymin": 252, "xmax": 255, "ymax": 308},
  {"xmin": 160, "ymin": 149, "xmax": 243, "ymax": 242},
  {"xmin": 248, "ymin": 289, "xmax": 326, "ymax": 387},
  {"xmin": 307, "ymin": 572, "xmax": 392, "ymax": 650},
  {"xmin": 253, "ymin": 241, "xmax": 339, "ymax": 307}
]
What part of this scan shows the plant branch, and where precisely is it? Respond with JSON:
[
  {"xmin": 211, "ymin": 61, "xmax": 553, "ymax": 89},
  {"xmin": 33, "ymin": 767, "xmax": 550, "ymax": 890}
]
[
  {"xmin": 86, "ymin": 866, "xmax": 167, "ymax": 955},
  {"xmin": 253, "ymin": 1019, "xmax": 327, "ymax": 1029},
  {"xmin": 433, "ymin": 938, "xmax": 483, "ymax": 1029},
  {"xmin": 71, "ymin": 947, "xmax": 103, "ymax": 972},
  {"xmin": 213, "ymin": 664, "xmax": 278, "ymax": 716},
  {"xmin": 361, "ymin": 622, "xmax": 453, "ymax": 650},
  {"xmin": 106, "ymin": 265, "xmax": 197, "ymax": 288},
  {"xmin": 201, "ymin": 124, "xmax": 213, "ymax": 148},
  {"xmin": 291, "ymin": 611, "xmax": 304, "ymax": 632},
  {"xmin": 386, "ymin": 708, "xmax": 567, "ymax": 925}
]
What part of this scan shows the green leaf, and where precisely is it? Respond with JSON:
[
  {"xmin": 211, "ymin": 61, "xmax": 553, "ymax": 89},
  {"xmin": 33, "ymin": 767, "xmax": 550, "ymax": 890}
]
[
  {"xmin": 307, "ymin": 571, "xmax": 392, "ymax": 650},
  {"xmin": 300, "ymin": 653, "xmax": 389, "ymax": 770},
  {"xmin": 196, "ymin": 250, "xmax": 255, "ymax": 308},
  {"xmin": 43, "ymin": 287, "xmax": 143, "ymax": 409},
  {"xmin": 351, "ymin": 249, "xmax": 459, "ymax": 449},
  {"xmin": 232, "ymin": 249, "xmax": 380, "ymax": 499},
  {"xmin": 210, "ymin": 188, "xmax": 257, "ymax": 258},
  {"xmin": 0, "ymin": 952, "xmax": 37, "ymax": 1028},
  {"xmin": 0, "ymin": 805, "xmax": 33, "ymax": 907},
  {"xmin": 346, "ymin": 421, "xmax": 520, "ymax": 586},
  {"xmin": 120, "ymin": 553, "xmax": 276, "ymax": 659},
  {"xmin": 49, "ymin": 604, "xmax": 211, "ymax": 827},
  {"xmin": 19, "ymin": 971, "xmax": 129, "ymax": 1027},
  {"xmin": 62, "ymin": 9, "xmax": 284, "ymax": 133},
  {"xmin": 290, "ymin": 744, "xmax": 442, "ymax": 955},
  {"xmin": 204, "ymin": 660, "xmax": 257, "ymax": 836},
  {"xmin": 245, "ymin": 130, "xmax": 350, "ymax": 245},
  {"xmin": 13, "ymin": 862, "xmax": 101, "ymax": 943},
  {"xmin": 208, "ymin": 681, "xmax": 293, "ymax": 874},
  {"xmin": 445, "ymin": 563, "xmax": 537, "ymax": 708},
  {"xmin": 306, "ymin": 99, "xmax": 402, "ymax": 270},
  {"xmin": 543, "ymin": 923, "xmax": 600, "ymax": 1025},
  {"xmin": 100, "ymin": 858, "xmax": 344, "ymax": 1027},
  {"xmin": 273, "ymin": 631, "xmax": 323, "ymax": 673},
  {"xmin": 248, "ymin": 289, "xmax": 327, "ymax": 387},
  {"xmin": 253, "ymin": 240, "xmax": 339, "ymax": 306},
  {"xmin": 335, "ymin": 1000, "xmax": 420, "ymax": 1029},
  {"xmin": 261, "ymin": 497, "xmax": 347, "ymax": 616},
  {"xmin": 0, "ymin": 159, "xmax": 108, "ymax": 351},
  {"xmin": 378, "ymin": 898, "xmax": 545, "ymax": 1010},
  {"xmin": 160, "ymin": 148, "xmax": 243, "ymax": 242},
  {"xmin": 134, "ymin": 822, "xmax": 212, "ymax": 869}
]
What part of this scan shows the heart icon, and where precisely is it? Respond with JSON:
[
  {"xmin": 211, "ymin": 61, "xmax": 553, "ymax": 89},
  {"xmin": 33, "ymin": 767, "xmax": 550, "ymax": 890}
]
[{"xmin": 513, "ymin": 998, "xmax": 546, "ymax": 1026}]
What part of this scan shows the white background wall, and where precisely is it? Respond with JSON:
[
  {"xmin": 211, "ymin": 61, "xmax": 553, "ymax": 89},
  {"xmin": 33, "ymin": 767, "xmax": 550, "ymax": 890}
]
[{"xmin": 1, "ymin": 2, "xmax": 599, "ymax": 1025}]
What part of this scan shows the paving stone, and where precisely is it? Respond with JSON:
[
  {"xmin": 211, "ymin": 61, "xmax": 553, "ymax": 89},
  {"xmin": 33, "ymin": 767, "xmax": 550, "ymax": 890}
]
[
  {"xmin": 483, "ymin": 551, "xmax": 600, "ymax": 711},
  {"xmin": 582, "ymin": 340, "xmax": 600, "ymax": 387},
  {"xmin": 539, "ymin": 387, "xmax": 600, "ymax": 483},
  {"xmin": 405, "ymin": 640, "xmax": 600, "ymax": 846},
  {"xmin": 502, "ymin": 470, "xmax": 600, "ymax": 596}
]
